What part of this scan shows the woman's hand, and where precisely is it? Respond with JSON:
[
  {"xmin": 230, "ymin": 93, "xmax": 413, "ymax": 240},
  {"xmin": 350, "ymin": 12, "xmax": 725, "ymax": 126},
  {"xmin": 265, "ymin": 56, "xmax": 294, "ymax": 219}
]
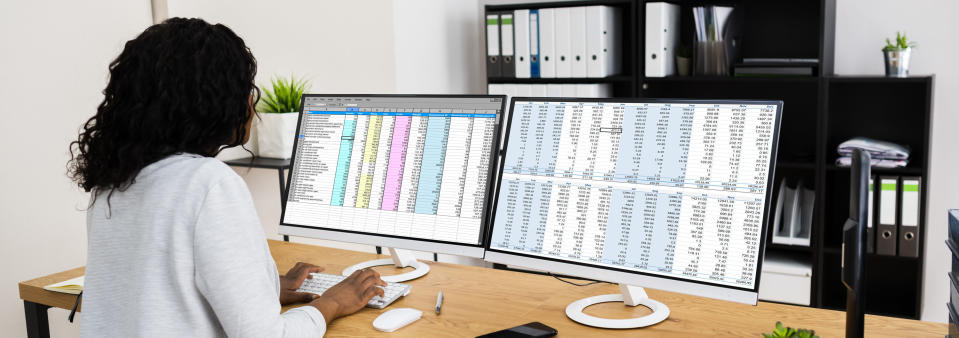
[
  {"xmin": 309, "ymin": 268, "xmax": 387, "ymax": 324},
  {"xmin": 279, "ymin": 262, "xmax": 325, "ymax": 305}
]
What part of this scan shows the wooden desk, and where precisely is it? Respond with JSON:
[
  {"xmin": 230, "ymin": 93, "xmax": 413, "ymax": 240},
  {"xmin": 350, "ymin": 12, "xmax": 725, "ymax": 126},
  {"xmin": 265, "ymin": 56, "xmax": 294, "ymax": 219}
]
[{"xmin": 21, "ymin": 240, "xmax": 946, "ymax": 337}]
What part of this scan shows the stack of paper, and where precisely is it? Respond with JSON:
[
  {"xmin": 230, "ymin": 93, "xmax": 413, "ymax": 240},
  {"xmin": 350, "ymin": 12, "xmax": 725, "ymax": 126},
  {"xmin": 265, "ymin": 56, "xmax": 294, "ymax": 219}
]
[
  {"xmin": 836, "ymin": 137, "xmax": 910, "ymax": 168},
  {"xmin": 44, "ymin": 276, "xmax": 84, "ymax": 295}
]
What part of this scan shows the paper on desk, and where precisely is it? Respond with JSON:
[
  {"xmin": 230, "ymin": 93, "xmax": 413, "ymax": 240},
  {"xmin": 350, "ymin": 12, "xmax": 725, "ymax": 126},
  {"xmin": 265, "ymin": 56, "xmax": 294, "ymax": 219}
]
[{"xmin": 44, "ymin": 276, "xmax": 84, "ymax": 295}]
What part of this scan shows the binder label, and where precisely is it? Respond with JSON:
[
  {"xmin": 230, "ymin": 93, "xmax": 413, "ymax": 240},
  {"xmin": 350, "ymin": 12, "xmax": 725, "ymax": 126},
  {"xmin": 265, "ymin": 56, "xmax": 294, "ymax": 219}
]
[
  {"xmin": 879, "ymin": 178, "xmax": 897, "ymax": 225},
  {"xmin": 487, "ymin": 15, "xmax": 500, "ymax": 56},
  {"xmin": 902, "ymin": 180, "xmax": 920, "ymax": 226},
  {"xmin": 529, "ymin": 12, "xmax": 539, "ymax": 54}
]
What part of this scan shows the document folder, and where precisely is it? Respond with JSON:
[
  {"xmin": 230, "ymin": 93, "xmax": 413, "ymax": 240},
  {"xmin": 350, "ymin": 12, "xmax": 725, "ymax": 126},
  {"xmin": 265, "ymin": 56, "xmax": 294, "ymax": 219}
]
[
  {"xmin": 500, "ymin": 13, "xmax": 515, "ymax": 78},
  {"xmin": 586, "ymin": 6, "xmax": 621, "ymax": 78},
  {"xmin": 514, "ymin": 9, "xmax": 531, "ymax": 78},
  {"xmin": 876, "ymin": 176, "xmax": 899, "ymax": 256},
  {"xmin": 529, "ymin": 9, "xmax": 540, "ymax": 78},
  {"xmin": 486, "ymin": 13, "xmax": 501, "ymax": 77},
  {"xmin": 538, "ymin": 8, "xmax": 556, "ymax": 78},
  {"xmin": 898, "ymin": 177, "xmax": 921, "ymax": 257},
  {"xmin": 645, "ymin": 2, "xmax": 680, "ymax": 77},
  {"xmin": 554, "ymin": 7, "xmax": 572, "ymax": 77},
  {"xmin": 569, "ymin": 6, "xmax": 587, "ymax": 77}
]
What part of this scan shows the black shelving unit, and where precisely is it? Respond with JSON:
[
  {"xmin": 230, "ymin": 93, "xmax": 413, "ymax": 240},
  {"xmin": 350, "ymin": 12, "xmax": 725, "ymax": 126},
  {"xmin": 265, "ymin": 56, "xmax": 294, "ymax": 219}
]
[{"xmin": 484, "ymin": 0, "xmax": 933, "ymax": 319}]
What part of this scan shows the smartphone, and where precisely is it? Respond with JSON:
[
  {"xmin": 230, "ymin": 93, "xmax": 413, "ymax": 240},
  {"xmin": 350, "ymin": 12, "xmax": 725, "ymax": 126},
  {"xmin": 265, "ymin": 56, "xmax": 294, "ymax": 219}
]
[{"xmin": 476, "ymin": 322, "xmax": 558, "ymax": 338}]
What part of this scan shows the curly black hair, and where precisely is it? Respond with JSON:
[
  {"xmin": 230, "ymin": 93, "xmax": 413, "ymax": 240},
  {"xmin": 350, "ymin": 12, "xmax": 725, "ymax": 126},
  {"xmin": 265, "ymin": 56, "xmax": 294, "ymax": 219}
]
[{"xmin": 68, "ymin": 17, "xmax": 258, "ymax": 195}]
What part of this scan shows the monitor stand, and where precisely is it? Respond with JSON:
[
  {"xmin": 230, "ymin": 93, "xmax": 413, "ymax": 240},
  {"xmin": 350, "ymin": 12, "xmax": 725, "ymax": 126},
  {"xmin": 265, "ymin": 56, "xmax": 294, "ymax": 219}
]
[
  {"xmin": 565, "ymin": 284, "xmax": 670, "ymax": 329},
  {"xmin": 341, "ymin": 248, "xmax": 431, "ymax": 283}
]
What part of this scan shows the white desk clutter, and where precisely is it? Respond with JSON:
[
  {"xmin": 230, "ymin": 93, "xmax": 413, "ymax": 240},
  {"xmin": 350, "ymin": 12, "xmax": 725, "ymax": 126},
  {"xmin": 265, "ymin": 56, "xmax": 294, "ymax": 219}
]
[
  {"xmin": 43, "ymin": 275, "xmax": 84, "ymax": 295},
  {"xmin": 771, "ymin": 179, "xmax": 814, "ymax": 247},
  {"xmin": 372, "ymin": 308, "xmax": 422, "ymax": 333}
]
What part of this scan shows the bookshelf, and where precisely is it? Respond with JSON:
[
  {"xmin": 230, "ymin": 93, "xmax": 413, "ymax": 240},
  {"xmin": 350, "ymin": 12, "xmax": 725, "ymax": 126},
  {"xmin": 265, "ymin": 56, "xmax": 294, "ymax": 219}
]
[{"xmin": 484, "ymin": 0, "xmax": 934, "ymax": 319}]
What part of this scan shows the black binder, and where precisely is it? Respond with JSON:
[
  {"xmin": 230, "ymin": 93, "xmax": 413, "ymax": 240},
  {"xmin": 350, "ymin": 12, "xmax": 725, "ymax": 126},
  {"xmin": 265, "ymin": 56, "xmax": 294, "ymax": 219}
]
[
  {"xmin": 875, "ymin": 176, "xmax": 899, "ymax": 256},
  {"xmin": 485, "ymin": 12, "xmax": 502, "ymax": 77},
  {"xmin": 500, "ymin": 11, "xmax": 515, "ymax": 78},
  {"xmin": 898, "ymin": 176, "xmax": 921, "ymax": 257}
]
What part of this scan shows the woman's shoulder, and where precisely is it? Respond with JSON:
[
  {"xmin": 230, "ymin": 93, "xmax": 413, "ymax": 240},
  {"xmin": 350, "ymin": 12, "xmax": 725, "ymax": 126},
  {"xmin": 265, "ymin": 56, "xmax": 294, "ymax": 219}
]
[{"xmin": 138, "ymin": 153, "xmax": 240, "ymax": 188}]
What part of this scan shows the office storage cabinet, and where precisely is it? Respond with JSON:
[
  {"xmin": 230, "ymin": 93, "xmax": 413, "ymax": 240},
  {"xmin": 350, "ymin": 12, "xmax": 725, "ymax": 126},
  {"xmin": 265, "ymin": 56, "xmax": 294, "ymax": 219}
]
[{"xmin": 484, "ymin": 0, "xmax": 933, "ymax": 318}]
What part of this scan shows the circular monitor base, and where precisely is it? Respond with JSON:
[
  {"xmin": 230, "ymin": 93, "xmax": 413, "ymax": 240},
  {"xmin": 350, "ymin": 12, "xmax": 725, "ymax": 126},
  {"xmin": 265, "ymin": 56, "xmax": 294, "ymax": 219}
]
[
  {"xmin": 341, "ymin": 258, "xmax": 431, "ymax": 283},
  {"xmin": 565, "ymin": 293, "xmax": 670, "ymax": 329}
]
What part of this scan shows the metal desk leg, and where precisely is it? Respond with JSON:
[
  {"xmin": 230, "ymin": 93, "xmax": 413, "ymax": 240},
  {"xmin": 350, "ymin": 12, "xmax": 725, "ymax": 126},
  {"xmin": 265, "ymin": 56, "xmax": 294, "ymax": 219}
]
[
  {"xmin": 24, "ymin": 301, "xmax": 50, "ymax": 338},
  {"xmin": 277, "ymin": 168, "xmax": 290, "ymax": 242}
]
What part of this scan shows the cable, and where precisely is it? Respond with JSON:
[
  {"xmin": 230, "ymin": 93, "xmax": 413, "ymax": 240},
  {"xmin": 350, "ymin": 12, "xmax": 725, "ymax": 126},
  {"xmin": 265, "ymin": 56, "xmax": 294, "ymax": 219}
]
[{"xmin": 548, "ymin": 272, "xmax": 609, "ymax": 287}]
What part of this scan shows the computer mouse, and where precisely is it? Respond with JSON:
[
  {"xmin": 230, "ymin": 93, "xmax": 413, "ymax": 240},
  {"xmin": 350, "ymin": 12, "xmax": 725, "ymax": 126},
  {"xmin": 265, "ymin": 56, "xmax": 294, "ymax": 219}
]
[{"xmin": 372, "ymin": 308, "xmax": 422, "ymax": 332}]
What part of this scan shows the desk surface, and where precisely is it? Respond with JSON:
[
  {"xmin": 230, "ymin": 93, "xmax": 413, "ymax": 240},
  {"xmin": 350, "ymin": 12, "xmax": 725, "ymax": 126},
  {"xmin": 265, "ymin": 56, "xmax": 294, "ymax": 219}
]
[{"xmin": 21, "ymin": 240, "xmax": 946, "ymax": 337}]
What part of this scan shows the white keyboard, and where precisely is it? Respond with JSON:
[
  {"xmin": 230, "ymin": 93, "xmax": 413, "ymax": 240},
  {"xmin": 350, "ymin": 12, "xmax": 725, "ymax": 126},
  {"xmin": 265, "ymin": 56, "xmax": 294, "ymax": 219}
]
[{"xmin": 296, "ymin": 272, "xmax": 411, "ymax": 309}]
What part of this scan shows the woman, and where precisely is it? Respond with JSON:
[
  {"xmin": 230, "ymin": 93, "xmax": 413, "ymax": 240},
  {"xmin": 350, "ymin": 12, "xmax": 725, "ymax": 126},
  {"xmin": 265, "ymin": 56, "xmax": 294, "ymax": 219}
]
[{"xmin": 68, "ymin": 18, "xmax": 385, "ymax": 337}]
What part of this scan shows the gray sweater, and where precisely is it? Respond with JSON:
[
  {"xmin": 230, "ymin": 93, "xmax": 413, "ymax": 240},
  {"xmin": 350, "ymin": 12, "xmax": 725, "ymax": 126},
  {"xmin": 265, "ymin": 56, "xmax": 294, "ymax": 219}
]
[{"xmin": 80, "ymin": 154, "xmax": 326, "ymax": 337}]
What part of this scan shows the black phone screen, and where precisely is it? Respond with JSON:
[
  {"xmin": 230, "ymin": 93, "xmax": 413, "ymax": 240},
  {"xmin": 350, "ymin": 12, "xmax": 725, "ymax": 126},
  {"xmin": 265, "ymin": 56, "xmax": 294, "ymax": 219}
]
[{"xmin": 476, "ymin": 322, "xmax": 558, "ymax": 338}]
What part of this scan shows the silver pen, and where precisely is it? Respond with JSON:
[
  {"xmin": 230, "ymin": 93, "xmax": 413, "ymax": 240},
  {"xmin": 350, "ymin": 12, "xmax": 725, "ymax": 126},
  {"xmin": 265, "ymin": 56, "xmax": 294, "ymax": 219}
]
[{"xmin": 435, "ymin": 290, "xmax": 444, "ymax": 314}]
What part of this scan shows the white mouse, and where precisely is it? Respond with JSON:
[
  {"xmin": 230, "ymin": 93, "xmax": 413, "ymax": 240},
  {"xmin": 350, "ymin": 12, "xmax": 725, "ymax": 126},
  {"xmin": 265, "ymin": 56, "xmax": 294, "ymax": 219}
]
[{"xmin": 372, "ymin": 308, "xmax": 422, "ymax": 332}]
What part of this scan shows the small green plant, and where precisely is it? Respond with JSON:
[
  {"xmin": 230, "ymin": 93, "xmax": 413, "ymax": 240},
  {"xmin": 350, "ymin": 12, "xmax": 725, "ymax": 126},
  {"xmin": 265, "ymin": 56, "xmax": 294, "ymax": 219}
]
[
  {"xmin": 762, "ymin": 321, "xmax": 819, "ymax": 338},
  {"xmin": 883, "ymin": 31, "xmax": 917, "ymax": 51},
  {"xmin": 257, "ymin": 75, "xmax": 311, "ymax": 113}
]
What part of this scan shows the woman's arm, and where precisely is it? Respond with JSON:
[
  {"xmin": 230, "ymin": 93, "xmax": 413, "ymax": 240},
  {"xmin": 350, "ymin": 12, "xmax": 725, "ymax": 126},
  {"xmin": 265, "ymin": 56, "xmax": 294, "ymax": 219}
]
[
  {"xmin": 192, "ymin": 175, "xmax": 384, "ymax": 337},
  {"xmin": 280, "ymin": 263, "xmax": 387, "ymax": 324}
]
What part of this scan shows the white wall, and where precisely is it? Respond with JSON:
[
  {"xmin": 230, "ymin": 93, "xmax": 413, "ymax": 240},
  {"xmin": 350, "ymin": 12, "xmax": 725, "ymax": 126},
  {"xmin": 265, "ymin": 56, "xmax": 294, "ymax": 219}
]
[
  {"xmin": 0, "ymin": 1, "xmax": 153, "ymax": 337},
  {"xmin": 167, "ymin": 0, "xmax": 399, "ymax": 254},
  {"xmin": 834, "ymin": 0, "xmax": 959, "ymax": 323},
  {"xmin": 393, "ymin": 0, "xmax": 483, "ymax": 94}
]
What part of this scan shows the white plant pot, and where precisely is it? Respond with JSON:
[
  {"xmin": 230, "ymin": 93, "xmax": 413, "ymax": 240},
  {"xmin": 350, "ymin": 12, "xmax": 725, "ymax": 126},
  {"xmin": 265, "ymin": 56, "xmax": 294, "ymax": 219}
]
[{"xmin": 256, "ymin": 112, "xmax": 299, "ymax": 159}]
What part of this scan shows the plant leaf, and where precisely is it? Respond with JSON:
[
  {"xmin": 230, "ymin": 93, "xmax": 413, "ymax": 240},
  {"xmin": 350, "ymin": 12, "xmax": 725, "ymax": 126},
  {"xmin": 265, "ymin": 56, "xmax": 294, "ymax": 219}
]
[{"xmin": 256, "ymin": 74, "xmax": 310, "ymax": 113}]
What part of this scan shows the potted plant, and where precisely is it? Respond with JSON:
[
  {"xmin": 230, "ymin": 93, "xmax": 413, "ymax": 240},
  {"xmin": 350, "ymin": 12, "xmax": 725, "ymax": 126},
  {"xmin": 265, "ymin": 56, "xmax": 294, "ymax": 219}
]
[
  {"xmin": 763, "ymin": 321, "xmax": 818, "ymax": 338},
  {"xmin": 256, "ymin": 75, "xmax": 310, "ymax": 159},
  {"xmin": 882, "ymin": 31, "xmax": 916, "ymax": 77},
  {"xmin": 676, "ymin": 44, "xmax": 692, "ymax": 76}
]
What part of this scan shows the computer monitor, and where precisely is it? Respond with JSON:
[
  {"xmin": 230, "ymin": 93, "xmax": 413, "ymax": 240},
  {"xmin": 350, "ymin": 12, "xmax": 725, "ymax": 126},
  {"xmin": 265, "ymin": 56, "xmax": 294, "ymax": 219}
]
[
  {"xmin": 280, "ymin": 94, "xmax": 505, "ymax": 282},
  {"xmin": 485, "ymin": 98, "xmax": 782, "ymax": 328}
]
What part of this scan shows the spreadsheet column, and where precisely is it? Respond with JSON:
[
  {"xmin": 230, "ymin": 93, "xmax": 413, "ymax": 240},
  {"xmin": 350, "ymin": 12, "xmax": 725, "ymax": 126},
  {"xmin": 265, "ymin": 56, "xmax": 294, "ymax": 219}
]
[{"xmin": 395, "ymin": 112, "xmax": 429, "ymax": 237}]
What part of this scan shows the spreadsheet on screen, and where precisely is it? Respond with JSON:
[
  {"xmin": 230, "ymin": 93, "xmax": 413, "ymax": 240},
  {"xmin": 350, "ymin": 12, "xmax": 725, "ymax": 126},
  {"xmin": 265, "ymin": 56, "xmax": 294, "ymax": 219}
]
[
  {"xmin": 490, "ymin": 100, "xmax": 778, "ymax": 289},
  {"xmin": 284, "ymin": 96, "xmax": 503, "ymax": 245}
]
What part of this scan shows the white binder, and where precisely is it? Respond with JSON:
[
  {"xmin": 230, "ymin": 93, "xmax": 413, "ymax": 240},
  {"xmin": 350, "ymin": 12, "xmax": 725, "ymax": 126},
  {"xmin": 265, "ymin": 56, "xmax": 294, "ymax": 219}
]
[
  {"xmin": 514, "ymin": 9, "xmax": 531, "ymax": 78},
  {"xmin": 560, "ymin": 84, "xmax": 577, "ymax": 97},
  {"xmin": 531, "ymin": 84, "xmax": 548, "ymax": 97},
  {"xmin": 586, "ymin": 6, "xmax": 621, "ymax": 78},
  {"xmin": 569, "ymin": 6, "xmax": 587, "ymax": 78},
  {"xmin": 546, "ymin": 84, "xmax": 563, "ymax": 97},
  {"xmin": 538, "ymin": 8, "xmax": 556, "ymax": 78},
  {"xmin": 553, "ymin": 7, "xmax": 572, "ymax": 78},
  {"xmin": 645, "ymin": 2, "xmax": 680, "ymax": 77}
]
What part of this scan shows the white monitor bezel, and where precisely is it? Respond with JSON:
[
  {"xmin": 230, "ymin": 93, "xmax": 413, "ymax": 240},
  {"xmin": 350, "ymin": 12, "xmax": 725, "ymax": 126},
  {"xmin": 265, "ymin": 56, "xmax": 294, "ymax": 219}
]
[
  {"xmin": 483, "ymin": 97, "xmax": 784, "ymax": 305},
  {"xmin": 279, "ymin": 94, "xmax": 507, "ymax": 259}
]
